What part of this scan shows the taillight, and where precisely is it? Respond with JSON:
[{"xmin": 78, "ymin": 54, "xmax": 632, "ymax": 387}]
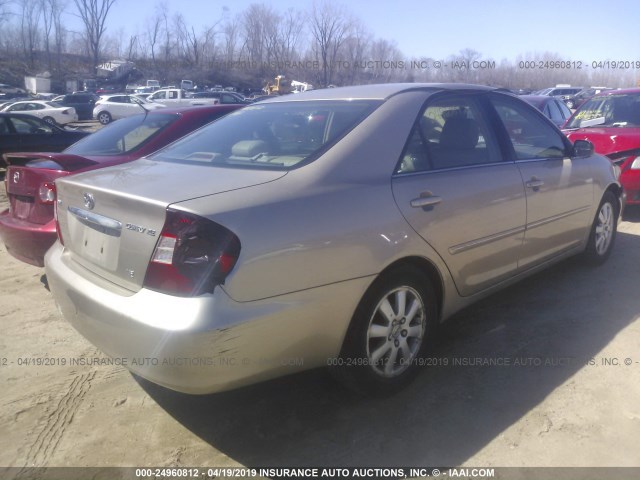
[
  {"xmin": 62, "ymin": 109, "xmax": 70, "ymax": 114},
  {"xmin": 143, "ymin": 209, "xmax": 241, "ymax": 296},
  {"xmin": 38, "ymin": 182, "xmax": 56, "ymax": 204}
]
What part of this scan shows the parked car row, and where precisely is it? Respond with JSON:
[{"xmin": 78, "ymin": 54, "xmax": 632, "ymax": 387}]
[{"xmin": 530, "ymin": 86, "xmax": 614, "ymax": 111}]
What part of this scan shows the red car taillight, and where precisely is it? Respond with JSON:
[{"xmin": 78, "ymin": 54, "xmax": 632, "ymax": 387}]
[
  {"xmin": 38, "ymin": 182, "xmax": 56, "ymax": 204},
  {"xmin": 143, "ymin": 209, "xmax": 241, "ymax": 297}
]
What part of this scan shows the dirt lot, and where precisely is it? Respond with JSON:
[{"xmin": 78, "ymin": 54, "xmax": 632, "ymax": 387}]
[{"xmin": 1, "ymin": 178, "xmax": 639, "ymax": 475}]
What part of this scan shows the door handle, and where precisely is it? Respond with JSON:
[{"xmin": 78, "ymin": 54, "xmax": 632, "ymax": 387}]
[
  {"xmin": 410, "ymin": 194, "xmax": 442, "ymax": 208},
  {"xmin": 526, "ymin": 177, "xmax": 544, "ymax": 190}
]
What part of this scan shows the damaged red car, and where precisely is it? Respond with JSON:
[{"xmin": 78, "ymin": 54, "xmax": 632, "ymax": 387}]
[
  {"xmin": 564, "ymin": 88, "xmax": 640, "ymax": 205},
  {"xmin": 0, "ymin": 105, "xmax": 242, "ymax": 266}
]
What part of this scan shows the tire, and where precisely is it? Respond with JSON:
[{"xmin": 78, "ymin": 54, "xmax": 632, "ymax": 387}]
[
  {"xmin": 584, "ymin": 191, "xmax": 618, "ymax": 264},
  {"xmin": 43, "ymin": 116, "xmax": 56, "ymax": 125},
  {"xmin": 97, "ymin": 112, "xmax": 112, "ymax": 125},
  {"xmin": 332, "ymin": 266, "xmax": 438, "ymax": 395},
  {"xmin": 566, "ymin": 100, "xmax": 575, "ymax": 109}
]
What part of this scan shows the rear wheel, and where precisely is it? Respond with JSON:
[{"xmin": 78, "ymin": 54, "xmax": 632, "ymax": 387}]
[
  {"xmin": 332, "ymin": 266, "xmax": 438, "ymax": 395},
  {"xmin": 97, "ymin": 111, "xmax": 112, "ymax": 125},
  {"xmin": 43, "ymin": 116, "xmax": 56, "ymax": 125},
  {"xmin": 584, "ymin": 191, "xmax": 618, "ymax": 264}
]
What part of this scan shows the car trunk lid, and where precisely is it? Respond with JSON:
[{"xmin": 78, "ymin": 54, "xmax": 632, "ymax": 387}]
[
  {"xmin": 4, "ymin": 153, "xmax": 99, "ymax": 225},
  {"xmin": 56, "ymin": 159, "xmax": 286, "ymax": 292}
]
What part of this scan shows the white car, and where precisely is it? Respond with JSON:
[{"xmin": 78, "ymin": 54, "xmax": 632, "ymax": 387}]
[
  {"xmin": 0, "ymin": 83, "xmax": 26, "ymax": 95},
  {"xmin": 0, "ymin": 100, "xmax": 78, "ymax": 125},
  {"xmin": 93, "ymin": 94, "xmax": 166, "ymax": 125}
]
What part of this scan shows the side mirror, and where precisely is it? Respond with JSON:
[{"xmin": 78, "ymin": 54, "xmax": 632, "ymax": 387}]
[{"xmin": 572, "ymin": 139, "xmax": 594, "ymax": 157}]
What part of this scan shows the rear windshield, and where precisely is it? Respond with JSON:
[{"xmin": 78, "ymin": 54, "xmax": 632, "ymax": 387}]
[
  {"xmin": 150, "ymin": 100, "xmax": 380, "ymax": 170},
  {"xmin": 65, "ymin": 113, "xmax": 177, "ymax": 156},
  {"xmin": 566, "ymin": 94, "xmax": 640, "ymax": 128}
]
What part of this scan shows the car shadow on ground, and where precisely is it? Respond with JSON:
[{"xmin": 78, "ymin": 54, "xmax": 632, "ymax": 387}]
[
  {"xmin": 623, "ymin": 205, "xmax": 640, "ymax": 222},
  {"xmin": 137, "ymin": 230, "xmax": 640, "ymax": 467}
]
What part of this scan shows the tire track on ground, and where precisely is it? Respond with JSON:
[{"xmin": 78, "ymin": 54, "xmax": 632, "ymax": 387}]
[{"xmin": 19, "ymin": 370, "xmax": 96, "ymax": 468}]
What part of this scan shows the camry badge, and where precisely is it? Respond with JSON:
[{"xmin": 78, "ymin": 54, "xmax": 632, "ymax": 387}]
[
  {"xmin": 12, "ymin": 171, "xmax": 20, "ymax": 184},
  {"xmin": 83, "ymin": 193, "xmax": 95, "ymax": 210}
]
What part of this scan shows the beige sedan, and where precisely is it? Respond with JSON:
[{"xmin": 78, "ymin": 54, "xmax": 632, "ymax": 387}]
[{"xmin": 45, "ymin": 84, "xmax": 623, "ymax": 395}]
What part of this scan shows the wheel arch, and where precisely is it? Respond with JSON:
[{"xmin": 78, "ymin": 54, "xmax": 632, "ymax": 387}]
[
  {"xmin": 604, "ymin": 183, "xmax": 624, "ymax": 216},
  {"xmin": 377, "ymin": 256, "xmax": 445, "ymax": 322},
  {"xmin": 337, "ymin": 255, "xmax": 446, "ymax": 357}
]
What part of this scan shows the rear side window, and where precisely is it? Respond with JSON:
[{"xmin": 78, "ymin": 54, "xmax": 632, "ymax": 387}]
[
  {"xmin": 546, "ymin": 100, "xmax": 564, "ymax": 124},
  {"xmin": 151, "ymin": 100, "xmax": 380, "ymax": 170},
  {"xmin": 557, "ymin": 100, "xmax": 572, "ymax": 120},
  {"xmin": 65, "ymin": 113, "xmax": 177, "ymax": 155},
  {"xmin": 489, "ymin": 95, "xmax": 567, "ymax": 160},
  {"xmin": 396, "ymin": 94, "xmax": 502, "ymax": 173},
  {"xmin": 10, "ymin": 116, "xmax": 53, "ymax": 134}
]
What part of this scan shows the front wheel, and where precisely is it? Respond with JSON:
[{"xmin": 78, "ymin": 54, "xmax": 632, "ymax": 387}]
[
  {"xmin": 332, "ymin": 266, "xmax": 438, "ymax": 395},
  {"xmin": 566, "ymin": 100, "xmax": 575, "ymax": 109},
  {"xmin": 584, "ymin": 191, "xmax": 618, "ymax": 264},
  {"xmin": 97, "ymin": 112, "xmax": 112, "ymax": 125}
]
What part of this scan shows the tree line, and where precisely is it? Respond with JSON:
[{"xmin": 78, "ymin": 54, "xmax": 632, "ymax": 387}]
[{"xmin": 0, "ymin": 0, "xmax": 637, "ymax": 92}]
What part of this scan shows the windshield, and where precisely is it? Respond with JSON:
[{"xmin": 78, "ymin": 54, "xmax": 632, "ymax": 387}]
[
  {"xmin": 150, "ymin": 100, "xmax": 381, "ymax": 170},
  {"xmin": 565, "ymin": 94, "xmax": 640, "ymax": 129},
  {"xmin": 65, "ymin": 113, "xmax": 177, "ymax": 156}
]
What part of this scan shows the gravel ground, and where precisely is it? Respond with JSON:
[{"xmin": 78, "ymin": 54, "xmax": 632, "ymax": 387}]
[{"xmin": 1, "ymin": 179, "xmax": 639, "ymax": 475}]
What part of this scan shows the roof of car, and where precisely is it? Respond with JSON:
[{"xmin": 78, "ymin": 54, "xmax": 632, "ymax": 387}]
[
  {"xmin": 259, "ymin": 83, "xmax": 497, "ymax": 102},
  {"xmin": 519, "ymin": 95, "xmax": 553, "ymax": 107},
  {"xmin": 598, "ymin": 87, "xmax": 640, "ymax": 96},
  {"xmin": 134, "ymin": 104, "xmax": 244, "ymax": 117}
]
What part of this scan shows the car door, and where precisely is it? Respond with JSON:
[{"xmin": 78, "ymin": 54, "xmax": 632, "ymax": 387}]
[
  {"xmin": 110, "ymin": 96, "xmax": 129, "ymax": 118},
  {"xmin": 392, "ymin": 93, "xmax": 527, "ymax": 297},
  {"xmin": 487, "ymin": 93, "xmax": 593, "ymax": 269},
  {"xmin": 0, "ymin": 116, "xmax": 21, "ymax": 160}
]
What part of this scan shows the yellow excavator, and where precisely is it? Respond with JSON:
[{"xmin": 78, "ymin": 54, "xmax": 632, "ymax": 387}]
[{"xmin": 264, "ymin": 75, "xmax": 314, "ymax": 95}]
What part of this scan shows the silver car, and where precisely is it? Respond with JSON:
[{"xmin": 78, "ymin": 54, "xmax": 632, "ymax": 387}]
[{"xmin": 45, "ymin": 84, "xmax": 623, "ymax": 395}]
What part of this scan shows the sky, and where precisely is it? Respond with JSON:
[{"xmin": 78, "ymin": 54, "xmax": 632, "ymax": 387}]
[{"xmin": 64, "ymin": 0, "xmax": 640, "ymax": 62}]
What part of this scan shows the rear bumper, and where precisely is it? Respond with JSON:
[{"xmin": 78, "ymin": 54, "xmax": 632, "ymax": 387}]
[
  {"xmin": 0, "ymin": 210, "xmax": 56, "ymax": 266},
  {"xmin": 45, "ymin": 242, "xmax": 368, "ymax": 394}
]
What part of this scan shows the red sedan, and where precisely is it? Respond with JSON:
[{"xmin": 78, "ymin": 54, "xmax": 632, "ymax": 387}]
[
  {"xmin": 0, "ymin": 105, "xmax": 243, "ymax": 266},
  {"xmin": 563, "ymin": 88, "xmax": 640, "ymax": 205}
]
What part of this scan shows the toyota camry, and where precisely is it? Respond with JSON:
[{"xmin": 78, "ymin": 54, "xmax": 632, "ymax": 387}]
[{"xmin": 45, "ymin": 84, "xmax": 623, "ymax": 395}]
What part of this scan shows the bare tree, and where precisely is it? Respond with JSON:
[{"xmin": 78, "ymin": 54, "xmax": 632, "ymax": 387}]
[
  {"xmin": 52, "ymin": 0, "xmax": 66, "ymax": 70},
  {"xmin": 222, "ymin": 15, "xmax": 239, "ymax": 63},
  {"xmin": 308, "ymin": 0, "xmax": 353, "ymax": 86},
  {"xmin": 73, "ymin": 0, "xmax": 116, "ymax": 69},
  {"xmin": 0, "ymin": 0, "xmax": 11, "ymax": 28},
  {"xmin": 340, "ymin": 19, "xmax": 370, "ymax": 85},
  {"xmin": 19, "ymin": 0, "xmax": 42, "ymax": 68}
]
